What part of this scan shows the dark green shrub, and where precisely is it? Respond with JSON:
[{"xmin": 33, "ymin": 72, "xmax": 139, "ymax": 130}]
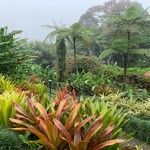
[
  {"xmin": 30, "ymin": 41, "xmax": 56, "ymax": 68},
  {"xmin": 67, "ymin": 72, "xmax": 97, "ymax": 95},
  {"xmin": 31, "ymin": 65, "xmax": 58, "ymax": 85},
  {"xmin": 103, "ymin": 65, "xmax": 122, "ymax": 77},
  {"xmin": 66, "ymin": 56, "xmax": 103, "ymax": 75},
  {"xmin": 0, "ymin": 127, "xmax": 28, "ymax": 150},
  {"xmin": 67, "ymin": 72, "xmax": 116, "ymax": 95},
  {"xmin": 123, "ymin": 116, "xmax": 150, "ymax": 143}
]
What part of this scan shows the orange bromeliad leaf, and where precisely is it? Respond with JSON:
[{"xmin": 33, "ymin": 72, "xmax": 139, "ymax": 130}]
[
  {"xmin": 98, "ymin": 124, "xmax": 115, "ymax": 141},
  {"xmin": 26, "ymin": 98, "xmax": 36, "ymax": 117},
  {"xmin": 17, "ymin": 127, "xmax": 56, "ymax": 150},
  {"xmin": 10, "ymin": 118, "xmax": 33, "ymax": 128},
  {"xmin": 83, "ymin": 116, "xmax": 103, "ymax": 141},
  {"xmin": 15, "ymin": 114, "xmax": 33, "ymax": 123},
  {"xmin": 65, "ymin": 103, "xmax": 80, "ymax": 129},
  {"xmin": 53, "ymin": 118, "xmax": 72, "ymax": 143},
  {"xmin": 45, "ymin": 120, "xmax": 58, "ymax": 144},
  {"xmin": 55, "ymin": 99, "xmax": 67, "ymax": 119},
  {"xmin": 35, "ymin": 102, "xmax": 49, "ymax": 121},
  {"xmin": 74, "ymin": 116, "xmax": 95, "ymax": 131},
  {"xmin": 14, "ymin": 103, "xmax": 32, "ymax": 119},
  {"xmin": 74, "ymin": 127, "xmax": 81, "ymax": 145}
]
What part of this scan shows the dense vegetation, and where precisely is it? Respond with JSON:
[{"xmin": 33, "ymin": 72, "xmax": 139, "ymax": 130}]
[{"xmin": 0, "ymin": 0, "xmax": 150, "ymax": 149}]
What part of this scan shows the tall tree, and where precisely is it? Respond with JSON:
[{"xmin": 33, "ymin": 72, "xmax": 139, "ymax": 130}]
[
  {"xmin": 56, "ymin": 36, "xmax": 66, "ymax": 82},
  {"xmin": 0, "ymin": 27, "xmax": 31, "ymax": 76},
  {"xmin": 100, "ymin": 2, "xmax": 150, "ymax": 81},
  {"xmin": 45, "ymin": 23, "xmax": 92, "ymax": 74},
  {"xmin": 79, "ymin": 0, "xmax": 131, "ymax": 27}
]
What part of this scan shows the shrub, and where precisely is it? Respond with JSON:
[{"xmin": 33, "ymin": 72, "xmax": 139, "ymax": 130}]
[
  {"xmin": 128, "ymin": 67, "xmax": 150, "ymax": 75},
  {"xmin": 31, "ymin": 65, "xmax": 58, "ymax": 85},
  {"xmin": 10, "ymin": 89, "xmax": 123, "ymax": 150},
  {"xmin": 67, "ymin": 72, "xmax": 116, "ymax": 95},
  {"xmin": 0, "ymin": 127, "xmax": 27, "ymax": 150},
  {"xmin": 67, "ymin": 72, "xmax": 98, "ymax": 95},
  {"xmin": 123, "ymin": 116, "xmax": 150, "ymax": 143},
  {"xmin": 102, "ymin": 65, "xmax": 122, "ymax": 77},
  {"xmin": 29, "ymin": 41, "xmax": 56, "ymax": 68},
  {"xmin": 122, "ymin": 86, "xmax": 149, "ymax": 101},
  {"xmin": 93, "ymin": 85, "xmax": 120, "ymax": 96},
  {"xmin": 100, "ymin": 93, "xmax": 150, "ymax": 116},
  {"xmin": 17, "ymin": 79, "xmax": 51, "ymax": 108},
  {"xmin": 66, "ymin": 56, "xmax": 103, "ymax": 75}
]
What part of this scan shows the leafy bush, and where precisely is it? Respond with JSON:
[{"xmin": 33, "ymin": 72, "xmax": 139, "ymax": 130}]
[
  {"xmin": 10, "ymin": 89, "xmax": 123, "ymax": 150},
  {"xmin": 31, "ymin": 65, "xmax": 58, "ymax": 85},
  {"xmin": 103, "ymin": 65, "xmax": 122, "ymax": 77},
  {"xmin": 29, "ymin": 41, "xmax": 56, "ymax": 68},
  {"xmin": 0, "ymin": 127, "xmax": 27, "ymax": 150},
  {"xmin": 66, "ymin": 56, "xmax": 103, "ymax": 75},
  {"xmin": 0, "ymin": 27, "xmax": 32, "ymax": 79},
  {"xmin": 123, "ymin": 116, "xmax": 150, "ymax": 143},
  {"xmin": 128, "ymin": 67, "xmax": 150, "ymax": 75},
  {"xmin": 100, "ymin": 93, "xmax": 150, "ymax": 116},
  {"xmin": 93, "ymin": 85, "xmax": 120, "ymax": 96},
  {"xmin": 17, "ymin": 78, "xmax": 51, "ymax": 108},
  {"xmin": 122, "ymin": 85, "xmax": 150, "ymax": 101},
  {"xmin": 67, "ymin": 72, "xmax": 115, "ymax": 95},
  {"xmin": 67, "ymin": 72, "xmax": 98, "ymax": 95}
]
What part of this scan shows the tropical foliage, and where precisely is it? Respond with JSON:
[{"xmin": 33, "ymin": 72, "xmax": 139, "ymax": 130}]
[
  {"xmin": 0, "ymin": 0, "xmax": 149, "ymax": 149},
  {"xmin": 10, "ymin": 89, "xmax": 124, "ymax": 150}
]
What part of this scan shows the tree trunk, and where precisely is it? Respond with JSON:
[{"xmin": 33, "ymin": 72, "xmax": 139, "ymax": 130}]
[
  {"xmin": 73, "ymin": 37, "xmax": 78, "ymax": 74},
  {"xmin": 57, "ymin": 38, "xmax": 66, "ymax": 82},
  {"xmin": 124, "ymin": 30, "xmax": 131, "ymax": 83},
  {"xmin": 123, "ymin": 53, "xmax": 128, "ymax": 83}
]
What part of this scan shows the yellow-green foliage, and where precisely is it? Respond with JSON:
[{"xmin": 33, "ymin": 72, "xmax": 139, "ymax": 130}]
[
  {"xmin": 0, "ymin": 75, "xmax": 15, "ymax": 92},
  {"xmin": 93, "ymin": 85, "xmax": 120, "ymax": 96},
  {"xmin": 0, "ymin": 75, "xmax": 25, "ymax": 127},
  {"xmin": 0, "ymin": 91, "xmax": 25, "ymax": 127},
  {"xmin": 21, "ymin": 81, "xmax": 50, "ymax": 107},
  {"xmin": 80, "ymin": 96, "xmax": 127, "ymax": 138},
  {"xmin": 100, "ymin": 93, "xmax": 150, "ymax": 116}
]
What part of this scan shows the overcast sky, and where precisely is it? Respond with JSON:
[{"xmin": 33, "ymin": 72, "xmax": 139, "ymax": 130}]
[{"xmin": 0, "ymin": 0, "xmax": 149, "ymax": 40}]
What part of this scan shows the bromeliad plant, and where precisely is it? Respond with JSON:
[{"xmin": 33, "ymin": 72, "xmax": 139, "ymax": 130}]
[
  {"xmin": 10, "ymin": 89, "xmax": 123, "ymax": 150},
  {"xmin": 0, "ymin": 75, "xmax": 25, "ymax": 127},
  {"xmin": 0, "ymin": 91, "xmax": 25, "ymax": 127},
  {"xmin": 80, "ymin": 96, "xmax": 127, "ymax": 139}
]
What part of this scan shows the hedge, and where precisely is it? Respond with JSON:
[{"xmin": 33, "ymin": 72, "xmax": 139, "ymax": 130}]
[{"xmin": 123, "ymin": 116, "xmax": 150, "ymax": 143}]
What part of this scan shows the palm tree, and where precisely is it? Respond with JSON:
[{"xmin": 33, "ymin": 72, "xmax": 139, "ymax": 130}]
[
  {"xmin": 69, "ymin": 23, "xmax": 92, "ymax": 72},
  {"xmin": 99, "ymin": 2, "xmax": 150, "ymax": 82},
  {"xmin": 45, "ymin": 23, "xmax": 92, "ymax": 74}
]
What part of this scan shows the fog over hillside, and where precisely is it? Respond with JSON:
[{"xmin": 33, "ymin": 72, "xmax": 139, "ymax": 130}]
[{"xmin": 0, "ymin": 0, "xmax": 149, "ymax": 40}]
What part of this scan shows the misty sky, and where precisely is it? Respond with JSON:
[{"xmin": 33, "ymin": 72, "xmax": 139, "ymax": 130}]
[{"xmin": 0, "ymin": 0, "xmax": 149, "ymax": 40}]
